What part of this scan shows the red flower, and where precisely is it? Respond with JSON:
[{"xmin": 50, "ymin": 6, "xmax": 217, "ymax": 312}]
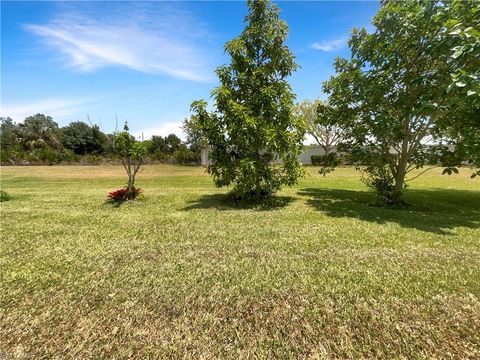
[{"xmin": 107, "ymin": 187, "xmax": 142, "ymax": 201}]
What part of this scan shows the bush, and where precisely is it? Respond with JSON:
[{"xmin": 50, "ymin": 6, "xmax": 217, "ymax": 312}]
[
  {"xmin": 173, "ymin": 148, "xmax": 199, "ymax": 165},
  {"xmin": 361, "ymin": 166, "xmax": 405, "ymax": 205},
  {"xmin": 107, "ymin": 187, "xmax": 142, "ymax": 202},
  {"xmin": 311, "ymin": 153, "xmax": 341, "ymax": 176},
  {"xmin": 0, "ymin": 190, "xmax": 11, "ymax": 202}
]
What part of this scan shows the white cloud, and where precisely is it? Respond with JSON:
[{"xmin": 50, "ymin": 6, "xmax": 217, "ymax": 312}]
[
  {"xmin": 0, "ymin": 97, "xmax": 95, "ymax": 122},
  {"xmin": 311, "ymin": 37, "xmax": 347, "ymax": 52},
  {"xmin": 134, "ymin": 121, "xmax": 186, "ymax": 141},
  {"xmin": 24, "ymin": 4, "xmax": 214, "ymax": 81}
]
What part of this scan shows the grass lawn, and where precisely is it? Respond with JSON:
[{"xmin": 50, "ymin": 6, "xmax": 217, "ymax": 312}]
[{"xmin": 1, "ymin": 165, "xmax": 479, "ymax": 358}]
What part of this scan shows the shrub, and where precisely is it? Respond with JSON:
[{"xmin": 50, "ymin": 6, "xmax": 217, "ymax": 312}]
[
  {"xmin": 311, "ymin": 153, "xmax": 341, "ymax": 176},
  {"xmin": 173, "ymin": 148, "xmax": 199, "ymax": 165},
  {"xmin": 361, "ymin": 165, "xmax": 406, "ymax": 205},
  {"xmin": 107, "ymin": 187, "xmax": 142, "ymax": 202},
  {"xmin": 0, "ymin": 190, "xmax": 11, "ymax": 202}
]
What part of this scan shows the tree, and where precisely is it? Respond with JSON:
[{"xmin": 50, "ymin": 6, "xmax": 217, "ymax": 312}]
[
  {"xmin": 19, "ymin": 114, "xmax": 61, "ymax": 150},
  {"xmin": 147, "ymin": 135, "xmax": 168, "ymax": 158},
  {"xmin": 182, "ymin": 115, "xmax": 206, "ymax": 153},
  {"xmin": 0, "ymin": 117, "xmax": 19, "ymax": 149},
  {"xmin": 295, "ymin": 100, "xmax": 344, "ymax": 156},
  {"xmin": 0, "ymin": 117, "xmax": 20, "ymax": 162},
  {"xmin": 432, "ymin": 0, "xmax": 480, "ymax": 177},
  {"xmin": 164, "ymin": 134, "xmax": 182, "ymax": 154},
  {"xmin": 323, "ymin": 0, "xmax": 479, "ymax": 205},
  {"xmin": 112, "ymin": 122, "xmax": 148, "ymax": 199},
  {"xmin": 61, "ymin": 121, "xmax": 107, "ymax": 155},
  {"xmin": 191, "ymin": 0, "xmax": 305, "ymax": 201}
]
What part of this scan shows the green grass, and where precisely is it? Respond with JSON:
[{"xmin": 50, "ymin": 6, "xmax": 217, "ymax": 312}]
[{"xmin": 1, "ymin": 165, "xmax": 479, "ymax": 358}]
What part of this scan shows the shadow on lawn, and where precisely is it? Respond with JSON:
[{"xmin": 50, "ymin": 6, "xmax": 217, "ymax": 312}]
[
  {"xmin": 298, "ymin": 187, "xmax": 480, "ymax": 235},
  {"xmin": 182, "ymin": 193, "xmax": 294, "ymax": 212}
]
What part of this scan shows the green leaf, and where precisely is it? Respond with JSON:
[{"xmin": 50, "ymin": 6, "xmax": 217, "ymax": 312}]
[{"xmin": 452, "ymin": 48, "xmax": 463, "ymax": 59}]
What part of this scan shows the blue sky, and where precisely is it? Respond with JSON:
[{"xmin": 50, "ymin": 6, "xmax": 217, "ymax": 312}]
[{"xmin": 1, "ymin": 1, "xmax": 379, "ymax": 139}]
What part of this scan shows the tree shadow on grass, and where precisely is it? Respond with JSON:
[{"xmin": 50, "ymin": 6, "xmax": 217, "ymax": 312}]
[
  {"xmin": 182, "ymin": 193, "xmax": 295, "ymax": 212},
  {"xmin": 298, "ymin": 187, "xmax": 480, "ymax": 235}
]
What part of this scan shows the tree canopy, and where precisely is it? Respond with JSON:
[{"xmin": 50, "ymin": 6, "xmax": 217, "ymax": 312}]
[
  {"xmin": 61, "ymin": 121, "xmax": 107, "ymax": 155},
  {"xmin": 322, "ymin": 0, "xmax": 480, "ymax": 204}
]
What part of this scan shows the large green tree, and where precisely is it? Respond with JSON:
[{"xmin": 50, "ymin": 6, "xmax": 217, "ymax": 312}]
[
  {"xmin": 323, "ymin": 0, "xmax": 479, "ymax": 204},
  {"xmin": 61, "ymin": 121, "xmax": 107, "ymax": 155},
  {"xmin": 191, "ymin": 0, "xmax": 305, "ymax": 201},
  {"xmin": 19, "ymin": 114, "xmax": 61, "ymax": 150},
  {"xmin": 433, "ymin": 0, "xmax": 480, "ymax": 176}
]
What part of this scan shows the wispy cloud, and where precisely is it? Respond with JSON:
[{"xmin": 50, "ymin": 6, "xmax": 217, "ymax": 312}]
[
  {"xmin": 311, "ymin": 36, "xmax": 347, "ymax": 52},
  {"xmin": 1, "ymin": 97, "xmax": 96, "ymax": 122},
  {"xmin": 134, "ymin": 121, "xmax": 186, "ymax": 141},
  {"xmin": 24, "ymin": 3, "xmax": 215, "ymax": 81}
]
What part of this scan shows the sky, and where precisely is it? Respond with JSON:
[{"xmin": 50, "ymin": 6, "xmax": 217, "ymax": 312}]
[{"xmin": 1, "ymin": 1, "xmax": 379, "ymax": 139}]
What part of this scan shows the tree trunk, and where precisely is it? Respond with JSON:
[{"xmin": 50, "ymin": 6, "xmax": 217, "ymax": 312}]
[
  {"xmin": 255, "ymin": 176, "xmax": 261, "ymax": 200},
  {"xmin": 392, "ymin": 155, "xmax": 408, "ymax": 204},
  {"xmin": 127, "ymin": 164, "xmax": 135, "ymax": 199},
  {"xmin": 324, "ymin": 146, "xmax": 329, "ymax": 157}
]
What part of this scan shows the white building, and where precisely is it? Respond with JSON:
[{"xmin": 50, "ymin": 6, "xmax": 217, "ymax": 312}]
[{"xmin": 201, "ymin": 145, "xmax": 330, "ymax": 166}]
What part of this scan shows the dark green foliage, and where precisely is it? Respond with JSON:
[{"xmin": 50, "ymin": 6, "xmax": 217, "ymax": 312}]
[
  {"xmin": 311, "ymin": 153, "xmax": 341, "ymax": 177},
  {"xmin": 147, "ymin": 135, "xmax": 169, "ymax": 159},
  {"xmin": 1, "ymin": 115, "xmax": 192, "ymax": 165},
  {"xmin": 165, "ymin": 134, "xmax": 182, "ymax": 154},
  {"xmin": 61, "ymin": 121, "xmax": 107, "ymax": 155},
  {"xmin": 146, "ymin": 134, "xmax": 184, "ymax": 160},
  {"xmin": 0, "ymin": 190, "xmax": 11, "ymax": 202},
  {"xmin": 0, "ymin": 117, "xmax": 18, "ymax": 149},
  {"xmin": 1, "ymin": 114, "xmax": 75, "ymax": 164},
  {"xmin": 323, "ymin": 0, "xmax": 479, "ymax": 205},
  {"xmin": 182, "ymin": 115, "xmax": 206, "ymax": 154},
  {"xmin": 0, "ymin": 117, "xmax": 20, "ymax": 162},
  {"xmin": 310, "ymin": 155, "xmax": 323, "ymax": 166},
  {"xmin": 361, "ymin": 165, "xmax": 403, "ymax": 205},
  {"xmin": 19, "ymin": 114, "xmax": 61, "ymax": 150},
  {"xmin": 191, "ymin": 0, "xmax": 305, "ymax": 201},
  {"xmin": 173, "ymin": 147, "xmax": 200, "ymax": 165}
]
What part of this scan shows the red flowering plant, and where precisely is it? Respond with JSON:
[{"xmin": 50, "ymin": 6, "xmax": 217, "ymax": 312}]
[
  {"xmin": 107, "ymin": 187, "xmax": 142, "ymax": 202},
  {"xmin": 107, "ymin": 121, "xmax": 148, "ymax": 202}
]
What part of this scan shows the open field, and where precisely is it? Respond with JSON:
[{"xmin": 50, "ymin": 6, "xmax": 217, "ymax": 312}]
[{"xmin": 1, "ymin": 165, "xmax": 479, "ymax": 358}]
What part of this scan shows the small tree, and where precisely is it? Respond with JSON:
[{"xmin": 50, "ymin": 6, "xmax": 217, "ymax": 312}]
[
  {"xmin": 191, "ymin": 0, "xmax": 305, "ymax": 201},
  {"xmin": 182, "ymin": 115, "xmax": 206, "ymax": 153},
  {"xmin": 295, "ymin": 100, "xmax": 344, "ymax": 175},
  {"xmin": 112, "ymin": 122, "xmax": 147, "ymax": 199},
  {"xmin": 295, "ymin": 99, "xmax": 345, "ymax": 156}
]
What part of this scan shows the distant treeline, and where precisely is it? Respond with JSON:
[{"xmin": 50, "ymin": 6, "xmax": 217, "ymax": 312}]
[{"xmin": 0, "ymin": 114, "xmax": 200, "ymax": 165}]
